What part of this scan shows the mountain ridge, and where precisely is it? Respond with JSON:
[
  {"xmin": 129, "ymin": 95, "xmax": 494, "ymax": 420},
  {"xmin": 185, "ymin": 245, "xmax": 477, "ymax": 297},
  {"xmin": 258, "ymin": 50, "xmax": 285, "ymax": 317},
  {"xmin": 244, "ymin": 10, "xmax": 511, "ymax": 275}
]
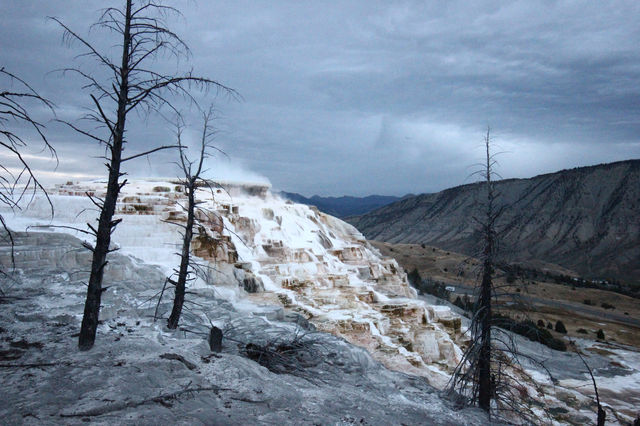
[
  {"xmin": 278, "ymin": 191, "xmax": 412, "ymax": 218},
  {"xmin": 348, "ymin": 159, "xmax": 640, "ymax": 284}
]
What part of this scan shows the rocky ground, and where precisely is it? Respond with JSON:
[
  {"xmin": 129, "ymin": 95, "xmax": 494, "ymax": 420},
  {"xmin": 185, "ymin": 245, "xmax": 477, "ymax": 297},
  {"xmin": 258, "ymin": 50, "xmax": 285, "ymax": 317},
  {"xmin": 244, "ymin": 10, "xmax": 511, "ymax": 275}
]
[{"xmin": 0, "ymin": 232, "xmax": 484, "ymax": 425}]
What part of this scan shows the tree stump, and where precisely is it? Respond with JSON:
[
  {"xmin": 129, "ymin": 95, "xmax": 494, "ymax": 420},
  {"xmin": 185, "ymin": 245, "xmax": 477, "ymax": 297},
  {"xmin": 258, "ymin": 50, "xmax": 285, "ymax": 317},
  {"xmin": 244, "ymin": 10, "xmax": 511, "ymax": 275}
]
[{"xmin": 209, "ymin": 326, "xmax": 223, "ymax": 352}]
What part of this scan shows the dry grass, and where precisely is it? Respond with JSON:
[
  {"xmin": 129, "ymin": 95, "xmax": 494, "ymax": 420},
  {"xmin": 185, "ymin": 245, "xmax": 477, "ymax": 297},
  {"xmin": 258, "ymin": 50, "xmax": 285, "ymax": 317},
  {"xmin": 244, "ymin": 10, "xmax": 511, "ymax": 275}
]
[{"xmin": 372, "ymin": 241, "xmax": 640, "ymax": 349}]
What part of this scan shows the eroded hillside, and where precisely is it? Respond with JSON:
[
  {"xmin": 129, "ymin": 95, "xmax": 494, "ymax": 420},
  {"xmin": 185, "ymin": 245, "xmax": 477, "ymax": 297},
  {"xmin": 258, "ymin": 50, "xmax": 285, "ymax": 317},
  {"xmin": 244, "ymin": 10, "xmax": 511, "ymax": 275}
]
[{"xmin": 349, "ymin": 160, "xmax": 640, "ymax": 284}]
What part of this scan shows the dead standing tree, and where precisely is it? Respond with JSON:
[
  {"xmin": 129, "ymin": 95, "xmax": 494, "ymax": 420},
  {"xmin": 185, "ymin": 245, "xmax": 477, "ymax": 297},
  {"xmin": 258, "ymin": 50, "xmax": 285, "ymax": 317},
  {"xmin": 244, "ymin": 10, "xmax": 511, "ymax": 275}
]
[
  {"xmin": 0, "ymin": 68, "xmax": 56, "ymax": 271},
  {"xmin": 448, "ymin": 128, "xmax": 501, "ymax": 413},
  {"xmin": 52, "ymin": 0, "xmax": 235, "ymax": 350},
  {"xmin": 166, "ymin": 107, "xmax": 218, "ymax": 329},
  {"xmin": 477, "ymin": 126, "xmax": 496, "ymax": 412},
  {"xmin": 568, "ymin": 341, "xmax": 606, "ymax": 425},
  {"xmin": 448, "ymin": 129, "xmax": 551, "ymax": 423}
]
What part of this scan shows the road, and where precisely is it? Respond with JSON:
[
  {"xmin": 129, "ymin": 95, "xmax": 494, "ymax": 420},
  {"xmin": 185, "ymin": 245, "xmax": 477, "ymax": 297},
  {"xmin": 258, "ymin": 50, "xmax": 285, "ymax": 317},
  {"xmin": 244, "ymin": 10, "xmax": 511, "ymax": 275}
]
[{"xmin": 448, "ymin": 284, "xmax": 640, "ymax": 329}]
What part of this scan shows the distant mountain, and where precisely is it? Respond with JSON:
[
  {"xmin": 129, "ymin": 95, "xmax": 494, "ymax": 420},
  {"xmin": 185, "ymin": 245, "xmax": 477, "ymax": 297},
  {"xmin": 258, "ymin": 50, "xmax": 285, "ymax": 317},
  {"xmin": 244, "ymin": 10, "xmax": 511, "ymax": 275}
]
[
  {"xmin": 278, "ymin": 192, "xmax": 409, "ymax": 218},
  {"xmin": 348, "ymin": 160, "xmax": 640, "ymax": 284}
]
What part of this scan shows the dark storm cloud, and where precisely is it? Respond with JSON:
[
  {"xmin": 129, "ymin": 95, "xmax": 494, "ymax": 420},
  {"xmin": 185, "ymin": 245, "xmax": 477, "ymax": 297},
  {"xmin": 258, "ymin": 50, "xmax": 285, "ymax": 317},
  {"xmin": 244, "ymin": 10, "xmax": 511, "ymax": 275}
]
[{"xmin": 1, "ymin": 1, "xmax": 639, "ymax": 196}]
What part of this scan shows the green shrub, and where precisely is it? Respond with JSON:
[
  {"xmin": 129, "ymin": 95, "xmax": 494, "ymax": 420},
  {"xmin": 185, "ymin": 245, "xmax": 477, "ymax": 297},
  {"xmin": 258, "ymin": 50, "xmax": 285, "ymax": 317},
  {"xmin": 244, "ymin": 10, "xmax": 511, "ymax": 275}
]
[
  {"xmin": 453, "ymin": 296, "xmax": 465, "ymax": 310},
  {"xmin": 407, "ymin": 268, "xmax": 451, "ymax": 300},
  {"xmin": 419, "ymin": 278, "xmax": 450, "ymax": 299},
  {"xmin": 132, "ymin": 204, "xmax": 151, "ymax": 212},
  {"xmin": 493, "ymin": 314, "xmax": 566, "ymax": 351},
  {"xmin": 453, "ymin": 296, "xmax": 474, "ymax": 312},
  {"xmin": 407, "ymin": 268, "xmax": 421, "ymax": 288},
  {"xmin": 555, "ymin": 320, "xmax": 567, "ymax": 334},
  {"xmin": 597, "ymin": 329, "xmax": 605, "ymax": 340}
]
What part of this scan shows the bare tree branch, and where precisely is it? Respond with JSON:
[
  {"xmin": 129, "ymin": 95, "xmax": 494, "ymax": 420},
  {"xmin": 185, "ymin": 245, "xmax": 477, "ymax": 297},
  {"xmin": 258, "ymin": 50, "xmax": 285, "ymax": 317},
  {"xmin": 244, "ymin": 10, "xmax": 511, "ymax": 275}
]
[
  {"xmin": 167, "ymin": 106, "xmax": 221, "ymax": 329},
  {"xmin": 0, "ymin": 68, "xmax": 57, "ymax": 273},
  {"xmin": 121, "ymin": 144, "xmax": 179, "ymax": 162},
  {"xmin": 52, "ymin": 0, "xmax": 236, "ymax": 350}
]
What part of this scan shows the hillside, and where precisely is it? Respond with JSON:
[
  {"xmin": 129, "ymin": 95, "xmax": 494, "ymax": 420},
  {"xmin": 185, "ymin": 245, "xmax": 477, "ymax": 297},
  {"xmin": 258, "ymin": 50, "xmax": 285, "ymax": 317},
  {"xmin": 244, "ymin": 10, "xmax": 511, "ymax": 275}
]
[
  {"xmin": 349, "ymin": 160, "xmax": 640, "ymax": 284},
  {"xmin": 279, "ymin": 192, "xmax": 406, "ymax": 218}
]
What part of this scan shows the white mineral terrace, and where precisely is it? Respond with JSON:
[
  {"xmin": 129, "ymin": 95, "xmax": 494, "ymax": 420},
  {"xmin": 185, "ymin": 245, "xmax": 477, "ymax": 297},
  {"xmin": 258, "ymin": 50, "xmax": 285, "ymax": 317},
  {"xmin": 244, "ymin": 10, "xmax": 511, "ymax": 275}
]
[{"xmin": 4, "ymin": 178, "xmax": 465, "ymax": 386}]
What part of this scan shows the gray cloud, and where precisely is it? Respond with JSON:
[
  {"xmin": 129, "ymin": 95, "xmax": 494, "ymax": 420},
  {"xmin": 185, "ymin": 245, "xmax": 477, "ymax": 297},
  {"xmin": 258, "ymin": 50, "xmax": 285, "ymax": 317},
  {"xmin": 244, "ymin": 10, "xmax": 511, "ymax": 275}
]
[{"xmin": 1, "ymin": 0, "xmax": 639, "ymax": 196}]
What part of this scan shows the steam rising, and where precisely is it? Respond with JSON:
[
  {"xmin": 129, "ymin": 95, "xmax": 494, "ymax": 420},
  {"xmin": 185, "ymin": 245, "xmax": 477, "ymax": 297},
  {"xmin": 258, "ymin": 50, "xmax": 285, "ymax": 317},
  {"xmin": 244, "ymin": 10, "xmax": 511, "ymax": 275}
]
[{"xmin": 199, "ymin": 157, "xmax": 271, "ymax": 186}]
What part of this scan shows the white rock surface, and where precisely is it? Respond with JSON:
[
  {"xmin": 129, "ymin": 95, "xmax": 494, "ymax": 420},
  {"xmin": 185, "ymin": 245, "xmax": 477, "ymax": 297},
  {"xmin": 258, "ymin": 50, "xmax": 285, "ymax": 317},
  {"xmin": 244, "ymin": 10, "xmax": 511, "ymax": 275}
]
[{"xmin": 2, "ymin": 179, "xmax": 465, "ymax": 387}]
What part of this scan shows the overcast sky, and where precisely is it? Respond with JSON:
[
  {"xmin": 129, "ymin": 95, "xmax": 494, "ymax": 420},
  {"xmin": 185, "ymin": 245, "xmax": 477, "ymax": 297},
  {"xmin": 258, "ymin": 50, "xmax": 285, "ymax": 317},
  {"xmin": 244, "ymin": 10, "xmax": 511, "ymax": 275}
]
[{"xmin": 1, "ymin": 1, "xmax": 639, "ymax": 196}]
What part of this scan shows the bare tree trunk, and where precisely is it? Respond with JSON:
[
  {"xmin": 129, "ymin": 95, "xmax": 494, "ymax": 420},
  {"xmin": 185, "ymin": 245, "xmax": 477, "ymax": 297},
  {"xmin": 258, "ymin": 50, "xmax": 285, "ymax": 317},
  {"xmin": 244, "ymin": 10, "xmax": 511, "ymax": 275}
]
[
  {"xmin": 166, "ymin": 108, "xmax": 216, "ymax": 329},
  {"xmin": 448, "ymin": 128, "xmax": 554, "ymax": 422},
  {"xmin": 478, "ymin": 262, "xmax": 493, "ymax": 411},
  {"xmin": 167, "ymin": 178, "xmax": 195, "ymax": 329},
  {"xmin": 78, "ymin": 0, "xmax": 131, "ymax": 351},
  {"xmin": 478, "ymin": 127, "xmax": 494, "ymax": 412},
  {"xmin": 573, "ymin": 343, "xmax": 606, "ymax": 425}
]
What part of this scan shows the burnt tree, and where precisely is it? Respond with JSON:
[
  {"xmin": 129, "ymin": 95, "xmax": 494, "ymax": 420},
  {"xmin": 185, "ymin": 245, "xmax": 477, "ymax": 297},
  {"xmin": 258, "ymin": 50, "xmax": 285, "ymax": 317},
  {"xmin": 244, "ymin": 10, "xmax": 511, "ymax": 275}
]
[
  {"xmin": 53, "ymin": 0, "xmax": 235, "ymax": 350},
  {"xmin": 448, "ymin": 129, "xmax": 553, "ymax": 423},
  {"xmin": 167, "ymin": 107, "xmax": 217, "ymax": 329},
  {"xmin": 448, "ymin": 128, "xmax": 498, "ymax": 411},
  {"xmin": 477, "ymin": 126, "xmax": 496, "ymax": 411}
]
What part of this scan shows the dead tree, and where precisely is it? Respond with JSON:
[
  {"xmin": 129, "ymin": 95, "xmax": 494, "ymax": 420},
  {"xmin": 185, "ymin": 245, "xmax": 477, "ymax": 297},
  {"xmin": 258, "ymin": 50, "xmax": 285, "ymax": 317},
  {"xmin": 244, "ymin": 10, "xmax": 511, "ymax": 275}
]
[
  {"xmin": 0, "ymin": 68, "xmax": 56, "ymax": 271},
  {"xmin": 448, "ymin": 129, "xmax": 553, "ymax": 424},
  {"xmin": 571, "ymin": 342, "xmax": 606, "ymax": 425},
  {"xmin": 448, "ymin": 128, "xmax": 508, "ymax": 415},
  {"xmin": 477, "ymin": 126, "xmax": 496, "ymax": 411},
  {"xmin": 449, "ymin": 127, "xmax": 497, "ymax": 412},
  {"xmin": 52, "ymin": 1, "xmax": 235, "ymax": 350},
  {"xmin": 166, "ymin": 107, "xmax": 217, "ymax": 329}
]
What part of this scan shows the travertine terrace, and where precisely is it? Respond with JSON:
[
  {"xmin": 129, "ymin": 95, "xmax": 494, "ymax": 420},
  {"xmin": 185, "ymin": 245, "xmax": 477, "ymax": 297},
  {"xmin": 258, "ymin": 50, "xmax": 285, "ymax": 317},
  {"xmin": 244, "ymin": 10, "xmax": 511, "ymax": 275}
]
[{"xmin": 10, "ymin": 178, "xmax": 464, "ymax": 386}]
